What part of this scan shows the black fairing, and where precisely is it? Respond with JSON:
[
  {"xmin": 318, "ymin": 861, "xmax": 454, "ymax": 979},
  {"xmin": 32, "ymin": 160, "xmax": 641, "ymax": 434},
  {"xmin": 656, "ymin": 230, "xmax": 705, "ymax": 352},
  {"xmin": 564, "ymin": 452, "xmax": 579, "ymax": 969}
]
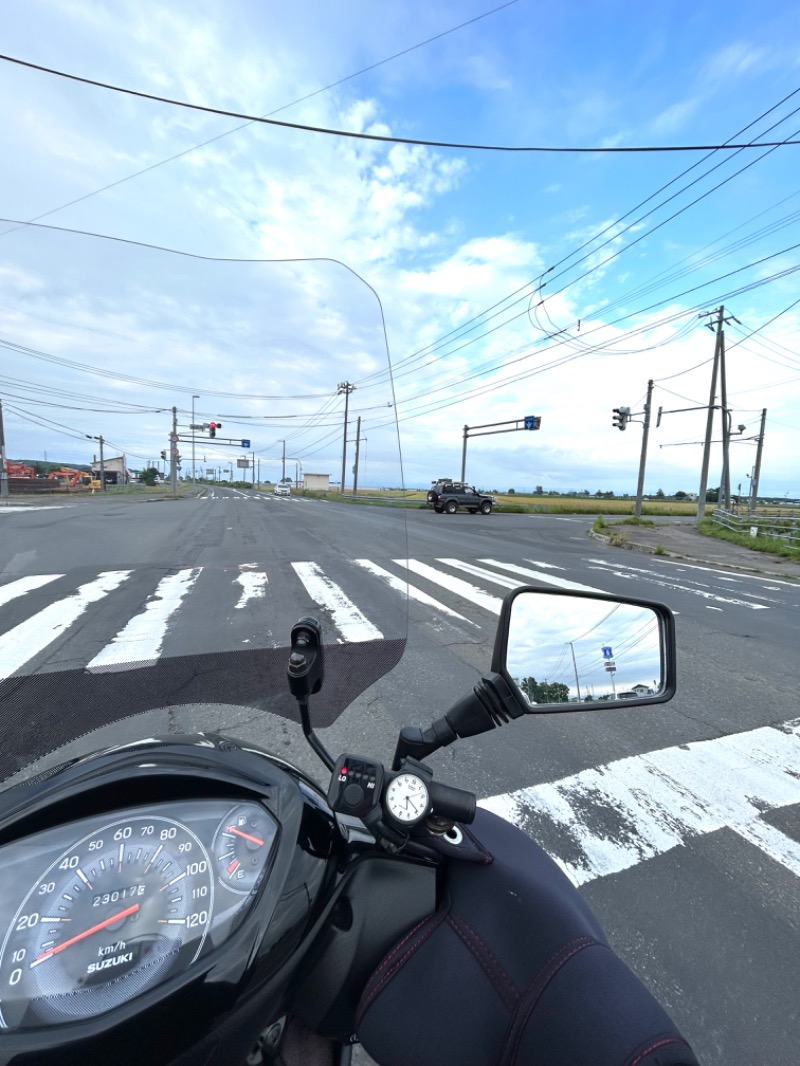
[{"xmin": 0, "ymin": 734, "xmax": 338, "ymax": 1066}]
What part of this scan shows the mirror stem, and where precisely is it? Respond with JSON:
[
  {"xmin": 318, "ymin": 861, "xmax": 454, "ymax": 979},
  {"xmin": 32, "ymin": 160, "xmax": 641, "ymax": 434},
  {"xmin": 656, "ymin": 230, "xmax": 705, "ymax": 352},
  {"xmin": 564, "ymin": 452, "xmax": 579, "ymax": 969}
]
[{"xmin": 392, "ymin": 673, "xmax": 524, "ymax": 770}]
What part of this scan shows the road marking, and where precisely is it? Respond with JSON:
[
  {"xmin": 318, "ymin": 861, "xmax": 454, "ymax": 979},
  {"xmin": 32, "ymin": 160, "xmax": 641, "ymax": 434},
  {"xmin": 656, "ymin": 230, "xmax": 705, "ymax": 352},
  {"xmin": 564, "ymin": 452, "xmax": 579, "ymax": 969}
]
[
  {"xmin": 354, "ymin": 560, "xmax": 476, "ymax": 624},
  {"xmin": 235, "ymin": 567, "xmax": 268, "ymax": 609},
  {"xmin": 87, "ymin": 569, "xmax": 202, "ymax": 671},
  {"xmin": 520, "ymin": 560, "xmax": 566, "ymax": 570},
  {"xmin": 594, "ymin": 556, "xmax": 800, "ymax": 589},
  {"xmin": 0, "ymin": 571, "xmax": 133, "ymax": 679},
  {"xmin": 395, "ymin": 559, "xmax": 503, "ymax": 615},
  {"xmin": 292, "ymin": 562, "xmax": 382, "ymax": 642},
  {"xmin": 584, "ymin": 559, "xmax": 770, "ymax": 609},
  {"xmin": 481, "ymin": 718, "xmax": 800, "ymax": 886},
  {"xmin": 479, "ymin": 558, "xmax": 608, "ymax": 594},
  {"xmin": 0, "ymin": 574, "xmax": 63, "ymax": 609}
]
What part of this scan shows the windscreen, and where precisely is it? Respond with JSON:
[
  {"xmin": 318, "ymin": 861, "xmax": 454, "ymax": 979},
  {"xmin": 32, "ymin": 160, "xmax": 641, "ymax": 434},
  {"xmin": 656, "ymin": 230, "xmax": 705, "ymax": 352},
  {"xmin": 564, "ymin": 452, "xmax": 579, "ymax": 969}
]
[{"xmin": 0, "ymin": 225, "xmax": 409, "ymax": 784}]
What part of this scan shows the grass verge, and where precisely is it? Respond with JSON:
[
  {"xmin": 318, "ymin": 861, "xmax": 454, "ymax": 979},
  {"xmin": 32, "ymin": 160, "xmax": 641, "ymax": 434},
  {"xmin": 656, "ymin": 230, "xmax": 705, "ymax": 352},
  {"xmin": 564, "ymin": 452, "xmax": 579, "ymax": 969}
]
[{"xmin": 698, "ymin": 519, "xmax": 800, "ymax": 560}]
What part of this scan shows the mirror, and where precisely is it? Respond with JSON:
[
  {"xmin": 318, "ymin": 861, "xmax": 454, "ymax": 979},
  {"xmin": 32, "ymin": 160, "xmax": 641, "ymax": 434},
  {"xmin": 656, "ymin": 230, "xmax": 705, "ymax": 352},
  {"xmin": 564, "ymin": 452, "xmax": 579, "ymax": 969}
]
[{"xmin": 498, "ymin": 588, "xmax": 675, "ymax": 712}]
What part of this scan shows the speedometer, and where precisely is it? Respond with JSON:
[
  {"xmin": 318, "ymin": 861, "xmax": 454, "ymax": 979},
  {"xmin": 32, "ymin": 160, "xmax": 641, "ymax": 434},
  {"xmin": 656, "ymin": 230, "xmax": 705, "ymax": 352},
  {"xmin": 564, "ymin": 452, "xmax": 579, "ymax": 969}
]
[{"xmin": 0, "ymin": 814, "xmax": 213, "ymax": 1029}]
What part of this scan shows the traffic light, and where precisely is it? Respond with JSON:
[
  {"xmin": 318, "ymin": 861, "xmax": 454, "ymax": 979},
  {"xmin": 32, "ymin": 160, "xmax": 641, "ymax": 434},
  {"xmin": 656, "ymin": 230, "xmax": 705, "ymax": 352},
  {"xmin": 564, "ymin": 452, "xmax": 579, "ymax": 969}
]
[
  {"xmin": 612, "ymin": 406, "xmax": 631, "ymax": 431},
  {"xmin": 160, "ymin": 450, "xmax": 167, "ymax": 460},
  {"xmin": 209, "ymin": 421, "xmax": 222, "ymax": 438}
]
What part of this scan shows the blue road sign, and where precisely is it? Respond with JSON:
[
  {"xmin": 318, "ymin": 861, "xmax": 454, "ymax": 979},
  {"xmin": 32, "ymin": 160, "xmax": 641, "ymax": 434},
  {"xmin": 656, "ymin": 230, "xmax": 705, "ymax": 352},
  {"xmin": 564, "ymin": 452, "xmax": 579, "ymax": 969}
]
[
  {"xmin": 523, "ymin": 416, "xmax": 542, "ymax": 430},
  {"xmin": 602, "ymin": 646, "xmax": 614, "ymax": 659},
  {"xmin": 241, "ymin": 439, "xmax": 251, "ymax": 448}
]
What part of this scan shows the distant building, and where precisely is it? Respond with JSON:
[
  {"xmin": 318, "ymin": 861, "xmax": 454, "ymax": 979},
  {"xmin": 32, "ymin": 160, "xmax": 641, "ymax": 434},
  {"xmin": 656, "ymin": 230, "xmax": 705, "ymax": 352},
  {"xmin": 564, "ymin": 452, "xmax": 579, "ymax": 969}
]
[
  {"xmin": 92, "ymin": 455, "xmax": 130, "ymax": 485},
  {"xmin": 303, "ymin": 473, "xmax": 330, "ymax": 491}
]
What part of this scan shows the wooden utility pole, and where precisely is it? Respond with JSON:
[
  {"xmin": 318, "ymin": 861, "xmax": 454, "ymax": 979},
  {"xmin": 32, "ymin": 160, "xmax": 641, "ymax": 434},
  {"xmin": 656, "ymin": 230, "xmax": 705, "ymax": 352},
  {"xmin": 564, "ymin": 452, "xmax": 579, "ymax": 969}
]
[
  {"xmin": 0, "ymin": 398, "xmax": 8, "ymax": 499},
  {"xmin": 749, "ymin": 409, "xmax": 767, "ymax": 513},
  {"xmin": 634, "ymin": 380, "xmax": 654, "ymax": 519},
  {"xmin": 338, "ymin": 382, "xmax": 355, "ymax": 493}
]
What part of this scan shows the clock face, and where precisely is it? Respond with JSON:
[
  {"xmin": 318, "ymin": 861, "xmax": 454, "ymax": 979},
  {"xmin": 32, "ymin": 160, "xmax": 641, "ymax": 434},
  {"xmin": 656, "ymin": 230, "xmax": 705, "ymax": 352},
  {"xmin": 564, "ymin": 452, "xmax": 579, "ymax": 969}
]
[{"xmin": 385, "ymin": 773, "xmax": 430, "ymax": 825}]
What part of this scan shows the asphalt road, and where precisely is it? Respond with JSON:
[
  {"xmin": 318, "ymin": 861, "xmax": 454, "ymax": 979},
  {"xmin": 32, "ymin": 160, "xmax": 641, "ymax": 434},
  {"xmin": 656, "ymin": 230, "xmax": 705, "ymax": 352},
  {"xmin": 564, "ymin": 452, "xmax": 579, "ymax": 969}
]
[{"xmin": 1, "ymin": 488, "xmax": 798, "ymax": 1064}]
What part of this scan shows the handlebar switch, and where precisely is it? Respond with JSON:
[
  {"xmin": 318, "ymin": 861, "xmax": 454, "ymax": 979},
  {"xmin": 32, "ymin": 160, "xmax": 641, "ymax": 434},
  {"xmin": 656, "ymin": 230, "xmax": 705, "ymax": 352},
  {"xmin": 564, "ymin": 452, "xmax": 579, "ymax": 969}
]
[{"xmin": 328, "ymin": 755, "xmax": 385, "ymax": 819}]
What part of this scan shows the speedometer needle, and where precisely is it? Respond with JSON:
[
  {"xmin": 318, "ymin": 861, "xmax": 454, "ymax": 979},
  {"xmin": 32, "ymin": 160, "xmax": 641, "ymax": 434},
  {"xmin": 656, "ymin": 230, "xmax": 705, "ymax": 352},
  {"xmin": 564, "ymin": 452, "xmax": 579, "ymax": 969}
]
[
  {"xmin": 31, "ymin": 903, "xmax": 140, "ymax": 967},
  {"xmin": 226, "ymin": 826, "xmax": 264, "ymax": 846}
]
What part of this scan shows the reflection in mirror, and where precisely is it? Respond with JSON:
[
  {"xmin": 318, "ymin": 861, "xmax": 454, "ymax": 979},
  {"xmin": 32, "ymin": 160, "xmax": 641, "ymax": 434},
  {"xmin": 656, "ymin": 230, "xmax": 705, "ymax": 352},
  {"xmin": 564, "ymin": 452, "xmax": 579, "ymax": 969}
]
[{"xmin": 506, "ymin": 593, "xmax": 663, "ymax": 707}]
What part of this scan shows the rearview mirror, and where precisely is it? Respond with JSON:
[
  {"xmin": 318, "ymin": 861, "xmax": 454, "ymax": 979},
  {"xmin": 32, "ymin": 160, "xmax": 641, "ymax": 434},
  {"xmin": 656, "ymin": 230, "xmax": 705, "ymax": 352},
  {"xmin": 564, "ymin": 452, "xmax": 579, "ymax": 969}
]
[{"xmin": 491, "ymin": 587, "xmax": 676, "ymax": 712}]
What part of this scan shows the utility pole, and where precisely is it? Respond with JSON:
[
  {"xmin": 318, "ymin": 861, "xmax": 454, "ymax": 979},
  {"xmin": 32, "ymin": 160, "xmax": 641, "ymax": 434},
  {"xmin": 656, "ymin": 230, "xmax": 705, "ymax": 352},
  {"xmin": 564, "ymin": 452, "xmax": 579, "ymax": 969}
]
[
  {"xmin": 353, "ymin": 416, "xmax": 362, "ymax": 495},
  {"xmin": 170, "ymin": 407, "xmax": 178, "ymax": 496},
  {"xmin": 252, "ymin": 450, "xmax": 256, "ymax": 487},
  {"xmin": 634, "ymin": 380, "xmax": 654, "ymax": 519},
  {"xmin": 86, "ymin": 433, "xmax": 107, "ymax": 491},
  {"xmin": 697, "ymin": 306, "xmax": 739, "ymax": 520},
  {"xmin": 0, "ymin": 398, "xmax": 8, "ymax": 499},
  {"xmin": 338, "ymin": 382, "xmax": 355, "ymax": 493},
  {"xmin": 282, "ymin": 439, "xmax": 286, "ymax": 482},
  {"xmin": 749, "ymin": 408, "xmax": 767, "ymax": 514},
  {"xmin": 697, "ymin": 308, "xmax": 723, "ymax": 521}
]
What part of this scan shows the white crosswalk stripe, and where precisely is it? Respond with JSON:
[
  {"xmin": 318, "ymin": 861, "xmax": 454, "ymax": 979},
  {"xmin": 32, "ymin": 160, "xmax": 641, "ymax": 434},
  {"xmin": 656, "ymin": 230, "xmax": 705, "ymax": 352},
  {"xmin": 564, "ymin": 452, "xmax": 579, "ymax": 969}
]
[
  {"xmin": 87, "ymin": 569, "xmax": 203, "ymax": 672},
  {"xmin": 291, "ymin": 561, "xmax": 383, "ymax": 642},
  {"xmin": 0, "ymin": 571, "xmax": 133, "ymax": 680},
  {"xmin": 0, "ymin": 574, "xmax": 62, "ymax": 609}
]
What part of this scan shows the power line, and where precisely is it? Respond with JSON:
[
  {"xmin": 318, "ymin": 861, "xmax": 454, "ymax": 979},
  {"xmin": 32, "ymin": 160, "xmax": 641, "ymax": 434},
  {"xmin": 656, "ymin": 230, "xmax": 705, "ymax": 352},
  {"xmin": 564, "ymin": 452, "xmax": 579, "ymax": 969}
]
[
  {"xmin": 3, "ymin": 53, "xmax": 800, "ymax": 154},
  {"xmin": 0, "ymin": 1, "xmax": 520, "ymax": 240}
]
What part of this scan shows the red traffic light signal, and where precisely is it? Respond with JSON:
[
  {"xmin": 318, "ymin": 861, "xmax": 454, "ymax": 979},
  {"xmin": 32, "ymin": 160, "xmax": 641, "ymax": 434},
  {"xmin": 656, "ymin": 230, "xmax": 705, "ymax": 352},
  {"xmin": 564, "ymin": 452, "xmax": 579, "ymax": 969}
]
[{"xmin": 209, "ymin": 421, "xmax": 222, "ymax": 438}]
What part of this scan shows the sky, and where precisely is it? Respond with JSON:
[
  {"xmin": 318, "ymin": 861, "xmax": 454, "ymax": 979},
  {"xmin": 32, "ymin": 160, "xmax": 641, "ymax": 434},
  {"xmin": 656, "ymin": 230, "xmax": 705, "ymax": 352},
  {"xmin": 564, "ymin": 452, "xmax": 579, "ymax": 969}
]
[{"xmin": 0, "ymin": 0, "xmax": 798, "ymax": 496}]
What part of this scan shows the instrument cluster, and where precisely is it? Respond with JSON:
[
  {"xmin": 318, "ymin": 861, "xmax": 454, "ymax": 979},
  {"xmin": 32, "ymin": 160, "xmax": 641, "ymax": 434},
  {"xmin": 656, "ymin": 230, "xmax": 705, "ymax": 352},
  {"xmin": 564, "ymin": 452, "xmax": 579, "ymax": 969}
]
[{"xmin": 0, "ymin": 799, "xmax": 277, "ymax": 1032}]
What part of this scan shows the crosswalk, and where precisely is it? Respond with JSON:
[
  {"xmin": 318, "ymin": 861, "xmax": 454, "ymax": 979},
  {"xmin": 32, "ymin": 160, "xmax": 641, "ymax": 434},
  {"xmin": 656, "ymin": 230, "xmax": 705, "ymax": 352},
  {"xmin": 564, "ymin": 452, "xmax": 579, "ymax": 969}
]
[{"xmin": 0, "ymin": 554, "xmax": 794, "ymax": 681}]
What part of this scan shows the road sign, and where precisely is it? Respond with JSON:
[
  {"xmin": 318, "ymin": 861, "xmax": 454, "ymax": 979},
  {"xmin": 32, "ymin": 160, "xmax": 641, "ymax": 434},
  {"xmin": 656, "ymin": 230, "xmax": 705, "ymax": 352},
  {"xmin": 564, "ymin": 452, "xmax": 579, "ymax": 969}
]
[
  {"xmin": 241, "ymin": 439, "xmax": 251, "ymax": 448},
  {"xmin": 604, "ymin": 663, "xmax": 616, "ymax": 672},
  {"xmin": 236, "ymin": 458, "xmax": 250, "ymax": 469},
  {"xmin": 189, "ymin": 423, "xmax": 204, "ymax": 429},
  {"xmin": 523, "ymin": 415, "xmax": 542, "ymax": 430},
  {"xmin": 602, "ymin": 646, "xmax": 614, "ymax": 659}
]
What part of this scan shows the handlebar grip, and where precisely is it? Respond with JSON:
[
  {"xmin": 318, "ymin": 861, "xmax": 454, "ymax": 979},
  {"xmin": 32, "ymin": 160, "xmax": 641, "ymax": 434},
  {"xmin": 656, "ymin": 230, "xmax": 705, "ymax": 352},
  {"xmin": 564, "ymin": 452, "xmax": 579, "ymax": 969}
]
[{"xmin": 429, "ymin": 781, "xmax": 476, "ymax": 825}]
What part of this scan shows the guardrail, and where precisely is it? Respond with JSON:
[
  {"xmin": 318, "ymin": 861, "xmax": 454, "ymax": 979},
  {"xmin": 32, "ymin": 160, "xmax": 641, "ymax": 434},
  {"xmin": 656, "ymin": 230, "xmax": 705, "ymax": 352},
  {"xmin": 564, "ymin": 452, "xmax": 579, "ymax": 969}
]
[{"xmin": 712, "ymin": 508, "xmax": 800, "ymax": 548}]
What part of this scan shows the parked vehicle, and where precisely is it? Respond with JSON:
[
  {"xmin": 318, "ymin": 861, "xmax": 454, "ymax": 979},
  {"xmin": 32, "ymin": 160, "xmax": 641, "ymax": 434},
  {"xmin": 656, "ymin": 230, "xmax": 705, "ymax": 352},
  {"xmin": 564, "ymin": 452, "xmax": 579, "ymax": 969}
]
[
  {"xmin": 274, "ymin": 482, "xmax": 291, "ymax": 497},
  {"xmin": 427, "ymin": 479, "xmax": 495, "ymax": 514}
]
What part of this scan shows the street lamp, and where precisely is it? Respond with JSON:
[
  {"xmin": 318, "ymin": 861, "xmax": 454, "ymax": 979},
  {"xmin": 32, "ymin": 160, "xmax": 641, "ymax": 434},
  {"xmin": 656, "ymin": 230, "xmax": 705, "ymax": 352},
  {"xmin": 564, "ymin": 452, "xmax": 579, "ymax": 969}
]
[{"xmin": 192, "ymin": 395, "xmax": 199, "ymax": 487}]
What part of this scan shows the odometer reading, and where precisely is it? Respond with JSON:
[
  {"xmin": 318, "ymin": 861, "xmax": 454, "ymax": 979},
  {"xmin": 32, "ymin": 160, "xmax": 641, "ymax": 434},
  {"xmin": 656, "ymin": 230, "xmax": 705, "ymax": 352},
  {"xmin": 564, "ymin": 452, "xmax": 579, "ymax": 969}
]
[{"xmin": 0, "ymin": 815, "xmax": 214, "ymax": 1030}]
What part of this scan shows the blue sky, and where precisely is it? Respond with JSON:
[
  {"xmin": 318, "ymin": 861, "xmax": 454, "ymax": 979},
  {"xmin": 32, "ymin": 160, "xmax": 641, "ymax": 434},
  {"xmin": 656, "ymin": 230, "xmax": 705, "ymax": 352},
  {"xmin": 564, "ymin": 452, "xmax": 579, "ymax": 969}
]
[{"xmin": 0, "ymin": 0, "xmax": 798, "ymax": 496}]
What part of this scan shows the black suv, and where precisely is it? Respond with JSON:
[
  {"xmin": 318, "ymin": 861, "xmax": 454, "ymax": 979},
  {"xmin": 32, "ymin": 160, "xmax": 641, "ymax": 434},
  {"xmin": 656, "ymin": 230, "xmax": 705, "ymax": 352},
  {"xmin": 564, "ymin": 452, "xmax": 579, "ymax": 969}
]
[{"xmin": 426, "ymin": 480, "xmax": 495, "ymax": 515}]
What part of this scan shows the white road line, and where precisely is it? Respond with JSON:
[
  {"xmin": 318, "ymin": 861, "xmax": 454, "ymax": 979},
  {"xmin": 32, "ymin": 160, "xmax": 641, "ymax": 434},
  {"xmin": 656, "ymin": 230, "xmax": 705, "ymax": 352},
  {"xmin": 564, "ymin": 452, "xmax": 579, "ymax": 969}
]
[
  {"xmin": 87, "ymin": 569, "xmax": 202, "ymax": 671},
  {"xmin": 395, "ymin": 559, "xmax": 503, "ymax": 615},
  {"xmin": 235, "ymin": 568, "xmax": 268, "ymax": 609},
  {"xmin": 0, "ymin": 505, "xmax": 72, "ymax": 513},
  {"xmin": 0, "ymin": 574, "xmax": 63, "ymax": 609},
  {"xmin": 292, "ymin": 562, "xmax": 382, "ymax": 642},
  {"xmin": 587, "ymin": 555, "xmax": 800, "ymax": 589},
  {"xmin": 584, "ymin": 559, "xmax": 770, "ymax": 610},
  {"xmin": 481, "ymin": 718, "xmax": 800, "ymax": 886},
  {"xmin": 0, "ymin": 571, "xmax": 133, "ymax": 679},
  {"xmin": 479, "ymin": 558, "xmax": 609, "ymax": 594},
  {"xmin": 354, "ymin": 560, "xmax": 476, "ymax": 624},
  {"xmin": 517, "ymin": 560, "xmax": 566, "ymax": 570}
]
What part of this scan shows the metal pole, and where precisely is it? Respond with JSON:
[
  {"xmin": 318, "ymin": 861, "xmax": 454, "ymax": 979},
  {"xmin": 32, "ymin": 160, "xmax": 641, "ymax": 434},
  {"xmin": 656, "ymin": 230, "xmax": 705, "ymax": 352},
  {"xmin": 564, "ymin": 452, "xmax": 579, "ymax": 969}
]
[
  {"xmin": 697, "ymin": 307, "xmax": 723, "ymax": 521},
  {"xmin": 0, "ymin": 398, "xmax": 9, "ymax": 499},
  {"xmin": 749, "ymin": 408, "xmax": 767, "ymax": 514},
  {"xmin": 353, "ymin": 416, "xmax": 361, "ymax": 495},
  {"xmin": 461, "ymin": 425, "xmax": 468, "ymax": 482},
  {"xmin": 718, "ymin": 327, "xmax": 730, "ymax": 511},
  {"xmin": 252, "ymin": 451, "xmax": 255, "ymax": 487},
  {"xmin": 281, "ymin": 440, "xmax": 286, "ymax": 482},
  {"xmin": 99, "ymin": 435, "xmax": 106, "ymax": 491},
  {"xmin": 192, "ymin": 395, "xmax": 199, "ymax": 487},
  {"xmin": 634, "ymin": 379, "xmax": 653, "ymax": 518}
]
